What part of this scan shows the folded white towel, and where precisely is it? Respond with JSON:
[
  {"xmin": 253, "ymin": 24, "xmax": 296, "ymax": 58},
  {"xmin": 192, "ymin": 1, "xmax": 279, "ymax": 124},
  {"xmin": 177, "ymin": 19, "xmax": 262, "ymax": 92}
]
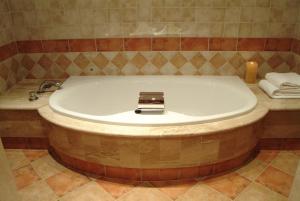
[
  {"xmin": 259, "ymin": 80, "xmax": 300, "ymax": 99},
  {"xmin": 265, "ymin": 72, "xmax": 300, "ymax": 89}
]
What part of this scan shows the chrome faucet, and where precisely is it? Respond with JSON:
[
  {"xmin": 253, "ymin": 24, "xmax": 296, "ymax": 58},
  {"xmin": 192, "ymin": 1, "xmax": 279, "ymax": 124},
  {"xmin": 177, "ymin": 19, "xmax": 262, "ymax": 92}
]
[{"xmin": 37, "ymin": 80, "xmax": 62, "ymax": 94}]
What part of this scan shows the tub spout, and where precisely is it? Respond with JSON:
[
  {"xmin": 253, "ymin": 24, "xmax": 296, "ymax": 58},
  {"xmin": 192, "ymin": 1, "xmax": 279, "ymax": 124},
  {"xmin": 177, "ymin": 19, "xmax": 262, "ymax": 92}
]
[{"xmin": 37, "ymin": 80, "xmax": 62, "ymax": 93}]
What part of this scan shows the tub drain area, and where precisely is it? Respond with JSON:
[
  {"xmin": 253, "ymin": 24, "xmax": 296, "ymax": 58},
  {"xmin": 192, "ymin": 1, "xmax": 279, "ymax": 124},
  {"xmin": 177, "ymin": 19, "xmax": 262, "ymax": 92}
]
[{"xmin": 135, "ymin": 92, "xmax": 165, "ymax": 114}]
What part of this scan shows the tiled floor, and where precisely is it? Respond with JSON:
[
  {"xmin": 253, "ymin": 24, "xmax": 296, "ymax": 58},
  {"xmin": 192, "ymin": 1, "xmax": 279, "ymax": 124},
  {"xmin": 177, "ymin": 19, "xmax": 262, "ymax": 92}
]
[{"xmin": 5, "ymin": 149, "xmax": 300, "ymax": 201}]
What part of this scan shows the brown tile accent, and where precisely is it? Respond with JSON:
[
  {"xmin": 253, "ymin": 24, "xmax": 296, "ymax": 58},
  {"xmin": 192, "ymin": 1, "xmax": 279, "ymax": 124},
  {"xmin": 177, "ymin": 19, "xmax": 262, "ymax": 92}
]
[
  {"xmin": 181, "ymin": 37, "xmax": 209, "ymax": 51},
  {"xmin": 106, "ymin": 166, "xmax": 141, "ymax": 181},
  {"xmin": 124, "ymin": 38, "xmax": 151, "ymax": 51},
  {"xmin": 17, "ymin": 40, "xmax": 43, "ymax": 53},
  {"xmin": 152, "ymin": 37, "xmax": 180, "ymax": 51},
  {"xmin": 0, "ymin": 42, "xmax": 18, "ymax": 61},
  {"xmin": 291, "ymin": 39, "xmax": 300, "ymax": 55},
  {"xmin": 42, "ymin": 40, "xmax": 69, "ymax": 52},
  {"xmin": 259, "ymin": 138, "xmax": 300, "ymax": 150},
  {"xmin": 209, "ymin": 38, "xmax": 237, "ymax": 51},
  {"xmin": 237, "ymin": 38, "xmax": 266, "ymax": 51},
  {"xmin": 179, "ymin": 167, "xmax": 199, "ymax": 179},
  {"xmin": 159, "ymin": 168, "xmax": 180, "ymax": 180},
  {"xmin": 96, "ymin": 38, "xmax": 124, "ymax": 51},
  {"xmin": 141, "ymin": 169, "xmax": 160, "ymax": 181},
  {"xmin": 265, "ymin": 38, "xmax": 292, "ymax": 51},
  {"xmin": 69, "ymin": 39, "xmax": 96, "ymax": 52},
  {"xmin": 1, "ymin": 137, "xmax": 49, "ymax": 149}
]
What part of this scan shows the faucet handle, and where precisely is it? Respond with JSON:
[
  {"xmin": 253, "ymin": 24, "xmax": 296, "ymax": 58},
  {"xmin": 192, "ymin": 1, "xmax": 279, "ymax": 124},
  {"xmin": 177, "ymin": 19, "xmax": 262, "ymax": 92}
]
[{"xmin": 28, "ymin": 91, "xmax": 39, "ymax": 101}]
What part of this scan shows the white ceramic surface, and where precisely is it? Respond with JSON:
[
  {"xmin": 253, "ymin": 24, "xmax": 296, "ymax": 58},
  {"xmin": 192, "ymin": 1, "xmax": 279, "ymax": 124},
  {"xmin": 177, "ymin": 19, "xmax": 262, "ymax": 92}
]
[{"xmin": 49, "ymin": 76, "xmax": 257, "ymax": 126}]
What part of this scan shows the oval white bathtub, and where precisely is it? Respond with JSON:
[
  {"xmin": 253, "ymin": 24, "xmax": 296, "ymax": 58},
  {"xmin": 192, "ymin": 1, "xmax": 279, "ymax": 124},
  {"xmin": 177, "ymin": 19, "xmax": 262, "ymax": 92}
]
[{"xmin": 49, "ymin": 76, "xmax": 257, "ymax": 126}]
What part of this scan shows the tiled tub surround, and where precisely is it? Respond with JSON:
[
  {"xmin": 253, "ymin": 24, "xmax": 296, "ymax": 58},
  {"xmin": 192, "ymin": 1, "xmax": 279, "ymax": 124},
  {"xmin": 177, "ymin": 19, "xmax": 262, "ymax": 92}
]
[
  {"xmin": 1, "ymin": 80, "xmax": 300, "ymax": 181},
  {"xmin": 1, "ymin": 37, "xmax": 300, "ymax": 94}
]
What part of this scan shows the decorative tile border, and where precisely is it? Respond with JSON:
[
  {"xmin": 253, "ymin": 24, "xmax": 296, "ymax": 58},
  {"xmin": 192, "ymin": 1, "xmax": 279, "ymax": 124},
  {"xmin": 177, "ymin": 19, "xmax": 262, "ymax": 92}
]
[
  {"xmin": 14, "ymin": 38, "xmax": 294, "ymax": 53},
  {"xmin": 17, "ymin": 51, "xmax": 297, "ymax": 79}
]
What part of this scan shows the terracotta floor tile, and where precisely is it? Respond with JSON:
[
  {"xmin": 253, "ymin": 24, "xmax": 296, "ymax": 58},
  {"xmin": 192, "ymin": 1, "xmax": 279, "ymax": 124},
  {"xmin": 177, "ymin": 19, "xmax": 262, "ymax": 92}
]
[
  {"xmin": 116, "ymin": 183, "xmax": 173, "ymax": 201},
  {"xmin": 19, "ymin": 180, "xmax": 58, "ymax": 201},
  {"xmin": 204, "ymin": 172, "xmax": 251, "ymax": 199},
  {"xmin": 257, "ymin": 150, "xmax": 279, "ymax": 164},
  {"xmin": 150, "ymin": 179, "xmax": 198, "ymax": 200},
  {"xmin": 23, "ymin": 149, "xmax": 48, "ymax": 161},
  {"xmin": 176, "ymin": 183, "xmax": 231, "ymax": 201},
  {"xmin": 271, "ymin": 151, "xmax": 300, "ymax": 176},
  {"xmin": 235, "ymin": 183, "xmax": 287, "ymax": 201},
  {"xmin": 6, "ymin": 149, "xmax": 30, "ymax": 170},
  {"xmin": 256, "ymin": 166, "xmax": 294, "ymax": 197},
  {"xmin": 60, "ymin": 182, "xmax": 115, "ymax": 201},
  {"xmin": 46, "ymin": 170, "xmax": 90, "ymax": 197},
  {"xmin": 96, "ymin": 177, "xmax": 139, "ymax": 199},
  {"xmin": 31, "ymin": 155, "xmax": 66, "ymax": 179},
  {"xmin": 13, "ymin": 165, "xmax": 40, "ymax": 190},
  {"xmin": 236, "ymin": 159, "xmax": 267, "ymax": 181}
]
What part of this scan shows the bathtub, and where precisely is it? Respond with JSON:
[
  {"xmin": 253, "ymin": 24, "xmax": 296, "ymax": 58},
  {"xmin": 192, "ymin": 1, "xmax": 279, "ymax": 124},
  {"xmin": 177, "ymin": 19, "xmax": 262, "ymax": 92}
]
[{"xmin": 49, "ymin": 76, "xmax": 257, "ymax": 126}]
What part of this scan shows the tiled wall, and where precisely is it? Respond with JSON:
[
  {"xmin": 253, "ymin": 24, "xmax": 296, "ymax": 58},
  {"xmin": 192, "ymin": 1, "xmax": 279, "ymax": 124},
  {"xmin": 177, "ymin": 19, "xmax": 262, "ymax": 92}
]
[
  {"xmin": 0, "ymin": 0, "xmax": 22, "ymax": 94},
  {"xmin": 9, "ymin": 0, "xmax": 300, "ymax": 39},
  {"xmin": 1, "ymin": 0, "xmax": 300, "ymax": 94}
]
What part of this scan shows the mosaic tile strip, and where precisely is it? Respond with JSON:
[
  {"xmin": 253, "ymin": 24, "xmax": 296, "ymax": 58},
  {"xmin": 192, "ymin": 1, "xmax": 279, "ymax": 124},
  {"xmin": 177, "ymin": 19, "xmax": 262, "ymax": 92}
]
[{"xmin": 17, "ymin": 51, "xmax": 297, "ymax": 79}]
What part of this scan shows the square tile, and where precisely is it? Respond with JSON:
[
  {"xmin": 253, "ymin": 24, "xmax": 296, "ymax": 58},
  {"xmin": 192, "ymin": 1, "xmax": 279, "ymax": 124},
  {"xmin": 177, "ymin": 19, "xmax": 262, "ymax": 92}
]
[
  {"xmin": 13, "ymin": 165, "xmax": 40, "ymax": 190},
  {"xmin": 96, "ymin": 177, "xmax": 139, "ymax": 199},
  {"xmin": 204, "ymin": 172, "xmax": 251, "ymax": 199},
  {"xmin": 150, "ymin": 179, "xmax": 198, "ymax": 200},
  {"xmin": 235, "ymin": 183, "xmax": 287, "ymax": 201},
  {"xmin": 256, "ymin": 166, "xmax": 293, "ymax": 197},
  {"xmin": 271, "ymin": 151, "xmax": 300, "ymax": 176},
  {"xmin": 46, "ymin": 170, "xmax": 90, "ymax": 197},
  {"xmin": 60, "ymin": 182, "xmax": 114, "ymax": 201},
  {"xmin": 23, "ymin": 149, "xmax": 48, "ymax": 161},
  {"xmin": 257, "ymin": 150, "xmax": 279, "ymax": 164},
  {"xmin": 236, "ymin": 159, "xmax": 268, "ymax": 181}
]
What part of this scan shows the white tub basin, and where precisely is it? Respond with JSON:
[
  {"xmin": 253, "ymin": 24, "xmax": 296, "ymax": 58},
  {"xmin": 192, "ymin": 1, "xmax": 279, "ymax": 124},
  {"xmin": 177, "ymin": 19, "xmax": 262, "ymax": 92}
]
[{"xmin": 49, "ymin": 76, "xmax": 257, "ymax": 126}]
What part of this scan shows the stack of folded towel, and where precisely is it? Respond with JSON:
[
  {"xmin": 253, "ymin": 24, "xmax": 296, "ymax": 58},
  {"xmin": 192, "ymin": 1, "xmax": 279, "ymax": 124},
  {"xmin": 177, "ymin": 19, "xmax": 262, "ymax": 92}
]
[{"xmin": 259, "ymin": 72, "xmax": 300, "ymax": 98}]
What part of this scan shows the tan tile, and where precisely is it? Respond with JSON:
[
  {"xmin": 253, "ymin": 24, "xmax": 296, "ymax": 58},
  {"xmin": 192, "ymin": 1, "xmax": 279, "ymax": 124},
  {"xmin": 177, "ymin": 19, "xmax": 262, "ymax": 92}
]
[
  {"xmin": 271, "ymin": 151, "xmax": 300, "ymax": 176},
  {"xmin": 19, "ymin": 180, "xmax": 58, "ymax": 201},
  {"xmin": 5, "ymin": 149, "xmax": 30, "ymax": 170},
  {"xmin": 23, "ymin": 149, "xmax": 48, "ymax": 161},
  {"xmin": 150, "ymin": 179, "xmax": 198, "ymax": 200},
  {"xmin": 131, "ymin": 53, "xmax": 148, "ymax": 68},
  {"xmin": 236, "ymin": 159, "xmax": 268, "ymax": 181},
  {"xmin": 190, "ymin": 53, "xmax": 206, "ymax": 68},
  {"xmin": 256, "ymin": 166, "xmax": 293, "ymax": 197},
  {"xmin": 92, "ymin": 53, "xmax": 109, "ymax": 68},
  {"xmin": 176, "ymin": 183, "xmax": 231, "ymax": 201},
  {"xmin": 204, "ymin": 172, "xmax": 251, "ymax": 199},
  {"xmin": 13, "ymin": 165, "xmax": 40, "ymax": 190},
  {"xmin": 60, "ymin": 182, "xmax": 114, "ymax": 201},
  {"xmin": 235, "ymin": 183, "xmax": 287, "ymax": 201},
  {"xmin": 31, "ymin": 155, "xmax": 66, "ymax": 180},
  {"xmin": 46, "ymin": 170, "xmax": 90, "ymax": 197},
  {"xmin": 112, "ymin": 53, "xmax": 128, "ymax": 68},
  {"xmin": 73, "ymin": 53, "xmax": 90, "ymax": 69},
  {"xmin": 151, "ymin": 53, "xmax": 168, "ymax": 68},
  {"xmin": 96, "ymin": 178, "xmax": 138, "ymax": 199},
  {"xmin": 117, "ymin": 182, "xmax": 173, "ymax": 201},
  {"xmin": 210, "ymin": 53, "xmax": 226, "ymax": 68},
  {"xmin": 170, "ymin": 53, "xmax": 188, "ymax": 68}
]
